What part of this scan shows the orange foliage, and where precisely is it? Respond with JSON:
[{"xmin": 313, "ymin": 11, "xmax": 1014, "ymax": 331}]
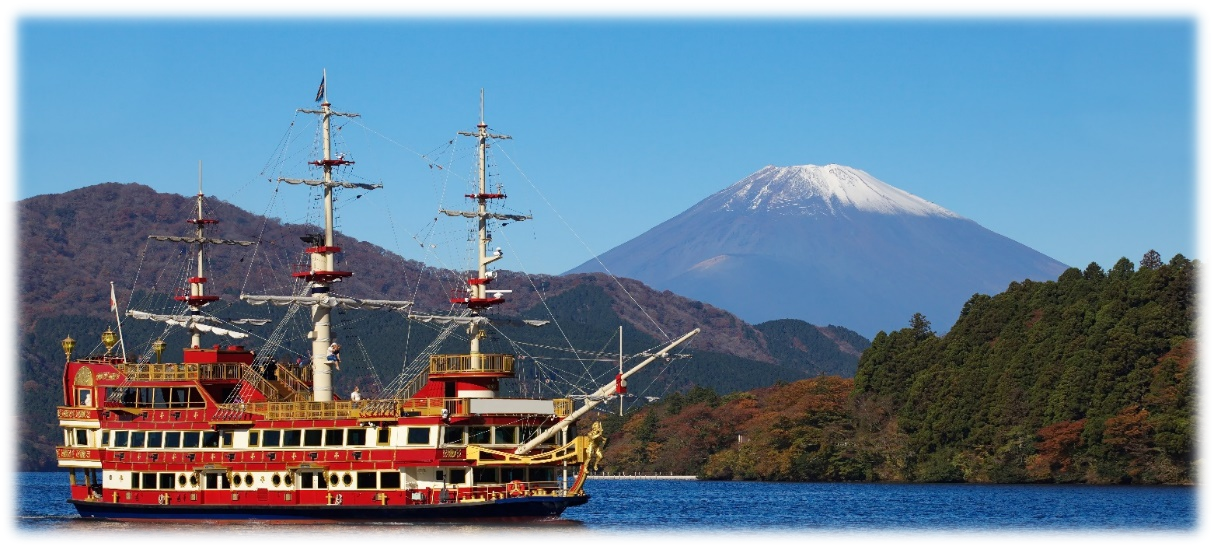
[{"xmin": 1026, "ymin": 419, "xmax": 1086, "ymax": 480}]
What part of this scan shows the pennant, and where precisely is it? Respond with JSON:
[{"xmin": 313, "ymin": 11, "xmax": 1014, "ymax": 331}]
[
  {"xmin": 314, "ymin": 75, "xmax": 326, "ymax": 103},
  {"xmin": 109, "ymin": 282, "xmax": 118, "ymax": 312}
]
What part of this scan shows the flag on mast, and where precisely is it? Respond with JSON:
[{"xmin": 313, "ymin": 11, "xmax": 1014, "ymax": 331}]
[
  {"xmin": 110, "ymin": 282, "xmax": 118, "ymax": 312},
  {"xmin": 314, "ymin": 74, "xmax": 326, "ymax": 103}
]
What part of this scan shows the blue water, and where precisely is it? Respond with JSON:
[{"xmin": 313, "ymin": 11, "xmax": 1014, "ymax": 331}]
[{"xmin": 12, "ymin": 473, "xmax": 1197, "ymax": 534}]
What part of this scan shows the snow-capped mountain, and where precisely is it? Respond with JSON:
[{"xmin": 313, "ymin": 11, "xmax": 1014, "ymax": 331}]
[{"xmin": 567, "ymin": 164, "xmax": 1069, "ymax": 336}]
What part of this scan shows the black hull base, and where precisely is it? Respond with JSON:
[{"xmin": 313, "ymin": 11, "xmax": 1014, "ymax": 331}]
[{"xmin": 69, "ymin": 494, "xmax": 590, "ymax": 522}]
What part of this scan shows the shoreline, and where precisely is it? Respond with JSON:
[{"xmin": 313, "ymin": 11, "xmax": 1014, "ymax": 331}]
[{"xmin": 587, "ymin": 475, "xmax": 698, "ymax": 480}]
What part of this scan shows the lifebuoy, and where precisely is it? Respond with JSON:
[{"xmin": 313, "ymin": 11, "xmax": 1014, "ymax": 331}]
[
  {"xmin": 506, "ymin": 480, "xmax": 526, "ymax": 498},
  {"xmin": 334, "ymin": 494, "xmax": 343, "ymax": 505}
]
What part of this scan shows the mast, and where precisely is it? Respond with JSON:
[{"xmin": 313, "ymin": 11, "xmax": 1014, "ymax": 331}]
[
  {"xmin": 241, "ymin": 73, "xmax": 412, "ymax": 402},
  {"xmin": 139, "ymin": 162, "xmax": 254, "ymax": 349},
  {"xmin": 442, "ymin": 90, "xmax": 529, "ymax": 375}
]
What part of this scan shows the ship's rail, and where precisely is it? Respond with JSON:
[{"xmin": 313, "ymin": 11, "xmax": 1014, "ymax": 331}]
[
  {"xmin": 216, "ymin": 396, "xmax": 575, "ymax": 421},
  {"xmin": 429, "ymin": 354, "xmax": 514, "ymax": 375},
  {"xmin": 217, "ymin": 400, "xmax": 361, "ymax": 420},
  {"xmin": 114, "ymin": 362, "xmax": 248, "ymax": 382}
]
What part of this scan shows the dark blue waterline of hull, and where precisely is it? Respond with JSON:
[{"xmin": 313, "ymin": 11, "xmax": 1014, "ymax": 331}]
[{"xmin": 70, "ymin": 494, "xmax": 590, "ymax": 522}]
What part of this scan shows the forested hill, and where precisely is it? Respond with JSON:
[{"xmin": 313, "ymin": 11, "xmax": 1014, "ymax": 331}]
[
  {"xmin": 598, "ymin": 252, "xmax": 1196, "ymax": 484},
  {"xmin": 18, "ymin": 183, "xmax": 869, "ymax": 471}
]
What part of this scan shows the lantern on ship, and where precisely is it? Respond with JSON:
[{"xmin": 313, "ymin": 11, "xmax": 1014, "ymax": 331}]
[
  {"xmin": 61, "ymin": 335, "xmax": 76, "ymax": 363},
  {"xmin": 101, "ymin": 328, "xmax": 118, "ymax": 355},
  {"xmin": 153, "ymin": 339, "xmax": 167, "ymax": 364}
]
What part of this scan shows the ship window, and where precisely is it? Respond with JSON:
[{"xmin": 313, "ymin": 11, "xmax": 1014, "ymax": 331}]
[
  {"xmin": 74, "ymin": 429, "xmax": 89, "ymax": 446},
  {"xmin": 129, "ymin": 431, "xmax": 145, "ymax": 448},
  {"xmin": 328, "ymin": 473, "xmax": 339, "ymax": 487},
  {"xmin": 324, "ymin": 429, "xmax": 344, "ymax": 446},
  {"xmin": 304, "ymin": 429, "xmax": 323, "ymax": 447},
  {"xmin": 232, "ymin": 474, "xmax": 242, "ymax": 486},
  {"xmin": 341, "ymin": 473, "xmax": 352, "ymax": 486},
  {"xmin": 449, "ymin": 468, "xmax": 467, "ymax": 486},
  {"xmin": 443, "ymin": 426, "xmax": 465, "ymax": 444},
  {"xmin": 406, "ymin": 427, "xmax": 431, "ymax": 445},
  {"xmin": 380, "ymin": 471, "xmax": 401, "ymax": 489},
  {"xmin": 520, "ymin": 426, "xmax": 539, "ymax": 442},
  {"xmin": 114, "ymin": 431, "xmax": 129, "ymax": 448},
  {"xmin": 204, "ymin": 473, "xmax": 230, "ymax": 489},
  {"xmin": 493, "ymin": 426, "xmax": 517, "ymax": 444},
  {"xmin": 153, "ymin": 387, "xmax": 170, "ymax": 408},
  {"xmin": 283, "ymin": 473, "xmax": 293, "ymax": 487},
  {"xmin": 501, "ymin": 467, "xmax": 526, "ymax": 482},
  {"xmin": 529, "ymin": 467, "xmax": 554, "ymax": 482},
  {"xmin": 376, "ymin": 427, "xmax": 390, "ymax": 446},
  {"xmin": 356, "ymin": 472, "xmax": 376, "ymax": 489},
  {"xmin": 262, "ymin": 430, "xmax": 281, "ymax": 447},
  {"xmin": 141, "ymin": 473, "xmax": 156, "ymax": 489},
  {"xmin": 201, "ymin": 431, "xmax": 219, "ymax": 448},
  {"xmin": 467, "ymin": 426, "xmax": 490, "ymax": 444},
  {"xmin": 159, "ymin": 473, "xmax": 174, "ymax": 489},
  {"xmin": 182, "ymin": 431, "xmax": 201, "ymax": 448},
  {"xmin": 100, "ymin": 430, "xmax": 110, "ymax": 446},
  {"xmin": 77, "ymin": 388, "xmax": 92, "ymax": 407},
  {"xmin": 271, "ymin": 473, "xmax": 281, "ymax": 487},
  {"xmin": 163, "ymin": 431, "xmax": 180, "ymax": 448},
  {"xmin": 472, "ymin": 467, "xmax": 497, "ymax": 484},
  {"xmin": 282, "ymin": 430, "xmax": 301, "ymax": 447},
  {"xmin": 146, "ymin": 431, "xmax": 163, "ymax": 449},
  {"xmin": 346, "ymin": 428, "xmax": 366, "ymax": 446},
  {"xmin": 220, "ymin": 430, "xmax": 233, "ymax": 448},
  {"xmin": 248, "ymin": 431, "xmax": 260, "ymax": 447}
]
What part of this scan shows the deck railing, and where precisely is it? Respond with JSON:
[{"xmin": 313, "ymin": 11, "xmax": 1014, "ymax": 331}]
[{"xmin": 429, "ymin": 354, "xmax": 514, "ymax": 375}]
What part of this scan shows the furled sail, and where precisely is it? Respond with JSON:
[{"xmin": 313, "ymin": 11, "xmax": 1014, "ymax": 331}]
[
  {"xmin": 147, "ymin": 235, "xmax": 255, "ymax": 246},
  {"xmin": 279, "ymin": 177, "xmax": 383, "ymax": 191},
  {"xmin": 241, "ymin": 294, "xmax": 413, "ymax": 311},
  {"xmin": 438, "ymin": 209, "xmax": 533, "ymax": 222},
  {"xmin": 407, "ymin": 313, "xmax": 546, "ymax": 325},
  {"xmin": 126, "ymin": 310, "xmax": 250, "ymax": 339}
]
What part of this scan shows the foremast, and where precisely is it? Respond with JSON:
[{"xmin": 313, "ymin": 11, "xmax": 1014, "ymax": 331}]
[
  {"xmin": 241, "ymin": 74, "xmax": 411, "ymax": 402},
  {"xmin": 135, "ymin": 164, "xmax": 254, "ymax": 348}
]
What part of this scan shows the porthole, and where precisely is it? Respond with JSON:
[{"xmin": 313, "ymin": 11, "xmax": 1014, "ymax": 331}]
[
  {"xmin": 341, "ymin": 472, "xmax": 352, "ymax": 486},
  {"xmin": 245, "ymin": 473, "xmax": 253, "ymax": 485},
  {"xmin": 189, "ymin": 474, "xmax": 199, "ymax": 486},
  {"xmin": 284, "ymin": 473, "xmax": 294, "ymax": 486},
  {"xmin": 232, "ymin": 474, "xmax": 243, "ymax": 486},
  {"xmin": 272, "ymin": 473, "xmax": 282, "ymax": 487},
  {"xmin": 328, "ymin": 472, "xmax": 339, "ymax": 486},
  {"xmin": 178, "ymin": 474, "xmax": 186, "ymax": 486}
]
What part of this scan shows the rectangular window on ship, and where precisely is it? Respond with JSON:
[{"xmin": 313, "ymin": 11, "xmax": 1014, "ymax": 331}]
[{"xmin": 406, "ymin": 427, "xmax": 431, "ymax": 445}]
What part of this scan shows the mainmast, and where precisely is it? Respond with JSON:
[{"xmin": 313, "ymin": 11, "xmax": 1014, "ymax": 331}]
[
  {"xmin": 242, "ymin": 72, "xmax": 412, "ymax": 402},
  {"xmin": 440, "ymin": 90, "xmax": 531, "ymax": 372},
  {"xmin": 137, "ymin": 162, "xmax": 254, "ymax": 348}
]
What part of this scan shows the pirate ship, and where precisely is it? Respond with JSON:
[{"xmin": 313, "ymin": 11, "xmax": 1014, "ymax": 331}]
[{"xmin": 54, "ymin": 78, "xmax": 699, "ymax": 521}]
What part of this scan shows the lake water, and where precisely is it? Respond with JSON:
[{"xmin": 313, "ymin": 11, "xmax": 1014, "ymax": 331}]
[{"xmin": 11, "ymin": 472, "xmax": 1199, "ymax": 538}]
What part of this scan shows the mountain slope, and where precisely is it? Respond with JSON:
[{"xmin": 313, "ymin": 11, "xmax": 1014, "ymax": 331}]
[
  {"xmin": 569, "ymin": 164, "xmax": 1069, "ymax": 336},
  {"xmin": 17, "ymin": 183, "xmax": 870, "ymax": 470}
]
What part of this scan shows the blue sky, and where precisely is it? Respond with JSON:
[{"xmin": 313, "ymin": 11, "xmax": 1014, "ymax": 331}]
[{"xmin": 17, "ymin": 18, "xmax": 1195, "ymax": 276}]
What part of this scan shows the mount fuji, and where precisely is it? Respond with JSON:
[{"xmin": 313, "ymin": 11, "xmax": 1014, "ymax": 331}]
[{"xmin": 567, "ymin": 164, "xmax": 1069, "ymax": 336}]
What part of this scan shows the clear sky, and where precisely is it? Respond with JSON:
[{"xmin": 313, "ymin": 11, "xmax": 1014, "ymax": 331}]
[{"xmin": 15, "ymin": 17, "xmax": 1195, "ymax": 277}]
